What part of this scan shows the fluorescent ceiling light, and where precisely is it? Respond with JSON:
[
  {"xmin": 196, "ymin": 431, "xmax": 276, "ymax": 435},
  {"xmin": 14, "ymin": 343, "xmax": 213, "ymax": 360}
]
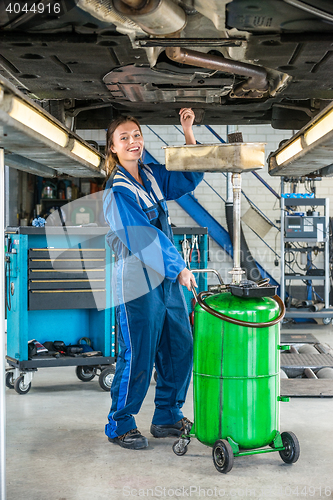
[
  {"xmin": 9, "ymin": 97, "xmax": 68, "ymax": 147},
  {"xmin": 304, "ymin": 108, "xmax": 333, "ymax": 146},
  {"xmin": 276, "ymin": 138, "xmax": 303, "ymax": 166},
  {"xmin": 71, "ymin": 139, "xmax": 101, "ymax": 168}
]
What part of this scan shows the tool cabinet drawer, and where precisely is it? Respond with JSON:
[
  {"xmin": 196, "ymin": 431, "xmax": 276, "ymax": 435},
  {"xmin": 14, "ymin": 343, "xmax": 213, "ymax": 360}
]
[
  {"xmin": 28, "ymin": 248, "xmax": 105, "ymax": 269},
  {"xmin": 28, "ymin": 289, "xmax": 106, "ymax": 310},
  {"xmin": 28, "ymin": 247, "xmax": 107, "ymax": 310},
  {"xmin": 28, "ymin": 269, "xmax": 106, "ymax": 279},
  {"xmin": 28, "ymin": 258, "xmax": 105, "ymax": 270},
  {"xmin": 29, "ymin": 279, "xmax": 105, "ymax": 290},
  {"xmin": 28, "ymin": 248, "xmax": 105, "ymax": 259}
]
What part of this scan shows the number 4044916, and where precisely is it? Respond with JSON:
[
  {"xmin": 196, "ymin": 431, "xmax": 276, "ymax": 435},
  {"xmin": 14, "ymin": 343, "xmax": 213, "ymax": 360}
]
[{"xmin": 5, "ymin": 3, "xmax": 61, "ymax": 14}]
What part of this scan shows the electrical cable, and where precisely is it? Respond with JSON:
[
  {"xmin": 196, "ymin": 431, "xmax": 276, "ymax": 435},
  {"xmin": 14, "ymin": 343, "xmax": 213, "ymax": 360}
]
[{"xmin": 285, "ymin": 249, "xmax": 295, "ymax": 264}]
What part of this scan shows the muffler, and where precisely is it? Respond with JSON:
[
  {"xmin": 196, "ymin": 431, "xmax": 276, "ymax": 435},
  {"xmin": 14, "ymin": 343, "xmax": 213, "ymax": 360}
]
[{"xmin": 112, "ymin": 0, "xmax": 187, "ymax": 35}]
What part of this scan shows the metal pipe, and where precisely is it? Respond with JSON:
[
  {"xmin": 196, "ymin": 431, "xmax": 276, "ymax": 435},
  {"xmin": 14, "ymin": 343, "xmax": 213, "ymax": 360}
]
[
  {"xmin": 226, "ymin": 125, "xmax": 235, "ymax": 204},
  {"xmin": 190, "ymin": 268, "xmax": 224, "ymax": 285},
  {"xmin": 280, "ymin": 182, "xmax": 285, "ymax": 305},
  {"xmin": 226, "ymin": 174, "xmax": 233, "ymax": 203},
  {"xmin": 165, "ymin": 46, "xmax": 269, "ymax": 98},
  {"xmin": 283, "ymin": 0, "xmax": 333, "ymax": 23},
  {"xmin": 308, "ymin": 301, "xmax": 325, "ymax": 312},
  {"xmin": 232, "ymin": 173, "xmax": 243, "ymax": 284},
  {"xmin": 232, "ymin": 173, "xmax": 241, "ymax": 271},
  {"xmin": 121, "ymin": 0, "xmax": 147, "ymax": 8},
  {"xmin": 0, "ymin": 148, "xmax": 6, "ymax": 500}
]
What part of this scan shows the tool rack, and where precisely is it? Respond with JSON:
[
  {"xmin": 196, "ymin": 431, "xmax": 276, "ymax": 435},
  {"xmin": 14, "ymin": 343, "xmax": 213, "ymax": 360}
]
[{"xmin": 5, "ymin": 225, "xmax": 116, "ymax": 394}]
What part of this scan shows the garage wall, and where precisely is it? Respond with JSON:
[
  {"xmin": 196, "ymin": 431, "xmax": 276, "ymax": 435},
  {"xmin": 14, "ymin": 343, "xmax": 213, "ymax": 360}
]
[{"xmin": 78, "ymin": 124, "xmax": 333, "ymax": 285}]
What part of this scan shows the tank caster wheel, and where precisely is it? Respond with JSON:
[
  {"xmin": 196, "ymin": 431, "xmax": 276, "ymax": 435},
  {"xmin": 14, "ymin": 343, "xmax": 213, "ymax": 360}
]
[
  {"xmin": 172, "ymin": 439, "xmax": 188, "ymax": 456},
  {"xmin": 279, "ymin": 432, "xmax": 300, "ymax": 464},
  {"xmin": 322, "ymin": 317, "xmax": 332, "ymax": 325},
  {"xmin": 14, "ymin": 375, "xmax": 31, "ymax": 395},
  {"xmin": 99, "ymin": 366, "xmax": 115, "ymax": 391},
  {"xmin": 5, "ymin": 372, "xmax": 15, "ymax": 389},
  {"xmin": 212, "ymin": 439, "xmax": 234, "ymax": 474},
  {"xmin": 75, "ymin": 366, "xmax": 96, "ymax": 382}
]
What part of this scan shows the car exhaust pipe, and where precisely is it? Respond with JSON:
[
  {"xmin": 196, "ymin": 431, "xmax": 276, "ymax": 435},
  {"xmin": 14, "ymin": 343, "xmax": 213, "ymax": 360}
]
[
  {"xmin": 121, "ymin": 0, "xmax": 146, "ymax": 7},
  {"xmin": 165, "ymin": 46, "xmax": 269, "ymax": 98},
  {"xmin": 113, "ymin": 0, "xmax": 187, "ymax": 35}
]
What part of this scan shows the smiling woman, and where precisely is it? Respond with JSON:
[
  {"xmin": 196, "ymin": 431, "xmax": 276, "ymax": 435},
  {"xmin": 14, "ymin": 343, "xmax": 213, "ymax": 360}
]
[
  {"xmin": 109, "ymin": 120, "xmax": 145, "ymax": 183},
  {"xmin": 104, "ymin": 114, "xmax": 143, "ymax": 179},
  {"xmin": 102, "ymin": 108, "xmax": 203, "ymax": 450}
]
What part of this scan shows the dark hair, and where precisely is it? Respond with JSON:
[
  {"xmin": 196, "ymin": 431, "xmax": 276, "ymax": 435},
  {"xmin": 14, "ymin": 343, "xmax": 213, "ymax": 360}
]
[{"xmin": 105, "ymin": 115, "xmax": 142, "ymax": 177}]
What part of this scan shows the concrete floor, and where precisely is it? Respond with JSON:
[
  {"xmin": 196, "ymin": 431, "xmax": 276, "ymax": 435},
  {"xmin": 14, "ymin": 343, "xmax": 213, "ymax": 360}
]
[{"xmin": 5, "ymin": 323, "xmax": 333, "ymax": 500}]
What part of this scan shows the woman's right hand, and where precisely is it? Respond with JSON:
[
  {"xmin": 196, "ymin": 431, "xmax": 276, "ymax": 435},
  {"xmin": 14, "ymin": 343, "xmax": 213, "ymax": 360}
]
[
  {"xmin": 179, "ymin": 108, "xmax": 196, "ymax": 145},
  {"xmin": 178, "ymin": 267, "xmax": 197, "ymax": 291}
]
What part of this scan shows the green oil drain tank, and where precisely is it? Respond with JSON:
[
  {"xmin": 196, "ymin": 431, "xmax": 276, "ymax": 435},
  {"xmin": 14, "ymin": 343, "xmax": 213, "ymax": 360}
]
[
  {"xmin": 193, "ymin": 292, "xmax": 280, "ymax": 449},
  {"xmin": 172, "ymin": 288, "xmax": 300, "ymax": 473}
]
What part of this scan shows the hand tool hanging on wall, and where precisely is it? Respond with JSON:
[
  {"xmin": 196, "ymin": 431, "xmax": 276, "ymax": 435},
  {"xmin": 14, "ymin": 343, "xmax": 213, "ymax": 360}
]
[
  {"xmin": 189, "ymin": 235, "xmax": 200, "ymax": 267},
  {"xmin": 181, "ymin": 235, "xmax": 191, "ymax": 268}
]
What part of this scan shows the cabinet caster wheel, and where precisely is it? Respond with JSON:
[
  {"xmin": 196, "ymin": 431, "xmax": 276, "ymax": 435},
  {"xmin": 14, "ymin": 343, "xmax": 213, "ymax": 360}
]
[
  {"xmin": 6, "ymin": 372, "xmax": 15, "ymax": 389},
  {"xmin": 212, "ymin": 439, "xmax": 234, "ymax": 474},
  {"xmin": 75, "ymin": 366, "xmax": 96, "ymax": 382},
  {"xmin": 14, "ymin": 375, "xmax": 31, "ymax": 395},
  {"xmin": 279, "ymin": 431, "xmax": 300, "ymax": 464},
  {"xmin": 99, "ymin": 366, "xmax": 115, "ymax": 391}
]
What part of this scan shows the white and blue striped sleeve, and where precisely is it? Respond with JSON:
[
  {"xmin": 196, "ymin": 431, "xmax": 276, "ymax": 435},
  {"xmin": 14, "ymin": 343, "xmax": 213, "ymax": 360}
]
[
  {"xmin": 149, "ymin": 163, "xmax": 204, "ymax": 201},
  {"xmin": 104, "ymin": 189, "xmax": 186, "ymax": 281}
]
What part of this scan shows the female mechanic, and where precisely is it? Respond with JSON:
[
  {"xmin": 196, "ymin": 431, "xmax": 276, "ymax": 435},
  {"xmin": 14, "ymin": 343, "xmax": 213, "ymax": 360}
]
[{"xmin": 103, "ymin": 108, "xmax": 203, "ymax": 450}]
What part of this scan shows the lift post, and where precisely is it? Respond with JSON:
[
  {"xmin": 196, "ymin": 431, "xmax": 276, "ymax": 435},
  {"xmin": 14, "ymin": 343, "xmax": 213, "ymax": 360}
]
[{"xmin": 1, "ymin": 148, "xmax": 6, "ymax": 500}]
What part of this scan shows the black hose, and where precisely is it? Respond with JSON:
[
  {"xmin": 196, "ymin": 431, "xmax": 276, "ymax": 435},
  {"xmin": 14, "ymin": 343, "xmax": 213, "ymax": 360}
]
[
  {"xmin": 197, "ymin": 291, "xmax": 285, "ymax": 328},
  {"xmin": 225, "ymin": 202, "xmax": 262, "ymax": 281}
]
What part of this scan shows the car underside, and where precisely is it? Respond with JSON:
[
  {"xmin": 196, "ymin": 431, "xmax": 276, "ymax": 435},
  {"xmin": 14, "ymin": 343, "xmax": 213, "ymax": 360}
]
[{"xmin": 1, "ymin": 0, "xmax": 333, "ymax": 130}]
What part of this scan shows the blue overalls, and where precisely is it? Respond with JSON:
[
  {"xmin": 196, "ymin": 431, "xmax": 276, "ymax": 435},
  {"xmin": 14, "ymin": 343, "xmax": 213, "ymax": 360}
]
[{"xmin": 103, "ymin": 161, "xmax": 203, "ymax": 438}]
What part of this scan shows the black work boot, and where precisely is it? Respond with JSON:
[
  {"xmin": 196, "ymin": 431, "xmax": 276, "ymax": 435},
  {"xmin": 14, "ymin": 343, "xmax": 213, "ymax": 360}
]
[
  {"xmin": 108, "ymin": 429, "xmax": 148, "ymax": 449},
  {"xmin": 150, "ymin": 417, "xmax": 193, "ymax": 438}
]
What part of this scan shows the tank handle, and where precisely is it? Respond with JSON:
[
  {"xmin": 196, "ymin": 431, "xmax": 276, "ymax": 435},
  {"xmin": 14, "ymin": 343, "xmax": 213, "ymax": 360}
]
[
  {"xmin": 190, "ymin": 268, "xmax": 225, "ymax": 302},
  {"xmin": 195, "ymin": 291, "xmax": 285, "ymax": 328}
]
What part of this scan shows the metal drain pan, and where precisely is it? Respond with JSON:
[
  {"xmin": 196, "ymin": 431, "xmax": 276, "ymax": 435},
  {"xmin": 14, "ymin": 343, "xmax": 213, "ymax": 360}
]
[{"xmin": 163, "ymin": 143, "xmax": 265, "ymax": 172}]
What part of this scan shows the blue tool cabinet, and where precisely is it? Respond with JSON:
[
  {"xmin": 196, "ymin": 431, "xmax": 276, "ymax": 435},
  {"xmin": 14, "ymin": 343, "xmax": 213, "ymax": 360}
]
[
  {"xmin": 5, "ymin": 226, "xmax": 116, "ymax": 394},
  {"xmin": 172, "ymin": 227, "xmax": 208, "ymax": 314},
  {"xmin": 5, "ymin": 225, "xmax": 208, "ymax": 394}
]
